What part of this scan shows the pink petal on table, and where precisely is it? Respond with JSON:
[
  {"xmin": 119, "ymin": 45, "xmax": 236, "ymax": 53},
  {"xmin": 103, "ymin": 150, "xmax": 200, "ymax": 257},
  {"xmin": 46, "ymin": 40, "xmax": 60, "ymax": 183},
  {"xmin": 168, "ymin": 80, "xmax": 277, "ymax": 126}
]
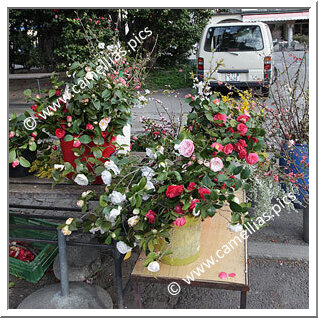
[
  {"xmin": 218, "ymin": 272, "xmax": 227, "ymax": 279},
  {"xmin": 229, "ymin": 273, "xmax": 236, "ymax": 278}
]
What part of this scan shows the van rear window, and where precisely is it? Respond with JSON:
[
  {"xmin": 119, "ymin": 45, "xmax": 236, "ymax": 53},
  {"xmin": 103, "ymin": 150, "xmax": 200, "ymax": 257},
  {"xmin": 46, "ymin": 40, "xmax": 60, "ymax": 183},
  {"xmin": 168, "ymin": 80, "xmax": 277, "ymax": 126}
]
[{"xmin": 204, "ymin": 25, "xmax": 264, "ymax": 52}]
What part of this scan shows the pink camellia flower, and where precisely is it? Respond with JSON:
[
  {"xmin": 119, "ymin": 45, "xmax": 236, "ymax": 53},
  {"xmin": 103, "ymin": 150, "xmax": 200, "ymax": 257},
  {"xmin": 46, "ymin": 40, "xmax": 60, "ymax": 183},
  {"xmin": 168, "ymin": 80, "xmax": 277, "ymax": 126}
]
[
  {"xmin": 228, "ymin": 273, "xmax": 236, "ymax": 278},
  {"xmin": 173, "ymin": 216, "xmax": 186, "ymax": 227},
  {"xmin": 9, "ymin": 131, "xmax": 15, "ymax": 138},
  {"xmin": 211, "ymin": 142, "xmax": 223, "ymax": 152},
  {"xmin": 246, "ymin": 153, "xmax": 259, "ymax": 165},
  {"xmin": 66, "ymin": 116, "xmax": 72, "ymax": 122},
  {"xmin": 86, "ymin": 124, "xmax": 94, "ymax": 130},
  {"xmin": 239, "ymin": 149, "xmax": 247, "ymax": 159},
  {"xmin": 145, "ymin": 210, "xmax": 156, "ymax": 224},
  {"xmin": 273, "ymin": 175, "xmax": 279, "ymax": 183},
  {"xmin": 178, "ymin": 139, "xmax": 194, "ymax": 158},
  {"xmin": 218, "ymin": 272, "xmax": 227, "ymax": 279},
  {"xmin": 12, "ymin": 159, "xmax": 19, "ymax": 168},
  {"xmin": 213, "ymin": 113, "xmax": 227, "ymax": 125},
  {"xmin": 185, "ymin": 93, "xmax": 193, "ymax": 100},
  {"xmin": 73, "ymin": 140, "xmax": 81, "ymax": 148},
  {"xmin": 189, "ymin": 199, "xmax": 200, "ymax": 211},
  {"xmin": 187, "ymin": 182, "xmax": 196, "ymax": 191},
  {"xmin": 237, "ymin": 123, "xmax": 248, "ymax": 135},
  {"xmin": 179, "ymin": 69, "xmax": 183, "ymax": 73},
  {"xmin": 209, "ymin": 157, "xmax": 223, "ymax": 172},
  {"xmin": 212, "ymin": 99, "xmax": 220, "ymax": 105},
  {"xmin": 55, "ymin": 128, "xmax": 65, "ymax": 139},
  {"xmin": 223, "ymin": 144, "xmax": 233, "ymax": 154},
  {"xmin": 237, "ymin": 115, "xmax": 249, "ymax": 123}
]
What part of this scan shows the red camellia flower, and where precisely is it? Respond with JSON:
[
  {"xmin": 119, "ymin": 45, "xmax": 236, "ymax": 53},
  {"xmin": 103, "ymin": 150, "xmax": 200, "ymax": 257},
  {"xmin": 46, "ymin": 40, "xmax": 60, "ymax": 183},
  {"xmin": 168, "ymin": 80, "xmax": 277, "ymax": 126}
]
[
  {"xmin": 153, "ymin": 131, "xmax": 160, "ymax": 136},
  {"xmin": 30, "ymin": 105, "xmax": 37, "ymax": 111},
  {"xmin": 246, "ymin": 153, "xmax": 259, "ymax": 165},
  {"xmin": 226, "ymin": 127, "xmax": 235, "ymax": 133},
  {"xmin": 189, "ymin": 199, "xmax": 200, "ymax": 211},
  {"xmin": 166, "ymin": 185, "xmax": 184, "ymax": 198},
  {"xmin": 223, "ymin": 143, "xmax": 234, "ymax": 154},
  {"xmin": 86, "ymin": 124, "xmax": 94, "ymax": 130},
  {"xmin": 173, "ymin": 216, "xmax": 186, "ymax": 227},
  {"xmin": 145, "ymin": 210, "xmax": 156, "ymax": 224},
  {"xmin": 237, "ymin": 115, "xmax": 249, "ymax": 123},
  {"xmin": 187, "ymin": 182, "xmax": 196, "ymax": 191},
  {"xmin": 55, "ymin": 90, "xmax": 62, "ymax": 96},
  {"xmin": 213, "ymin": 113, "xmax": 227, "ymax": 125},
  {"xmin": 52, "ymin": 145, "xmax": 57, "ymax": 150},
  {"xmin": 252, "ymin": 137, "xmax": 258, "ymax": 143},
  {"xmin": 237, "ymin": 123, "xmax": 248, "ymax": 136},
  {"xmin": 212, "ymin": 99, "xmax": 220, "ymax": 105},
  {"xmin": 55, "ymin": 128, "xmax": 65, "ymax": 138},
  {"xmin": 174, "ymin": 205, "xmax": 185, "ymax": 215},
  {"xmin": 239, "ymin": 149, "xmax": 247, "ymax": 159},
  {"xmin": 238, "ymin": 139, "xmax": 247, "ymax": 148},
  {"xmin": 198, "ymin": 188, "xmax": 211, "ymax": 201},
  {"xmin": 233, "ymin": 142, "xmax": 243, "ymax": 152}
]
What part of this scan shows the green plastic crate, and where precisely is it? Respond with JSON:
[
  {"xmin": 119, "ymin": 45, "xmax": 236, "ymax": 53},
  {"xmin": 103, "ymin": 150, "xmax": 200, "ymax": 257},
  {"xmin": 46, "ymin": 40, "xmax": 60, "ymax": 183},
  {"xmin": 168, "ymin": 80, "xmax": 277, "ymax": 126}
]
[{"xmin": 9, "ymin": 214, "xmax": 59, "ymax": 283}]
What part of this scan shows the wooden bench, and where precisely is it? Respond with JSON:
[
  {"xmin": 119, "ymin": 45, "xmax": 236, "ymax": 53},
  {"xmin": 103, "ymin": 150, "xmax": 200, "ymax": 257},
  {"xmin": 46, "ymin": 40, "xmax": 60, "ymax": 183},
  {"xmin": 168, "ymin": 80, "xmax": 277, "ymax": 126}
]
[{"xmin": 131, "ymin": 189, "xmax": 249, "ymax": 309}]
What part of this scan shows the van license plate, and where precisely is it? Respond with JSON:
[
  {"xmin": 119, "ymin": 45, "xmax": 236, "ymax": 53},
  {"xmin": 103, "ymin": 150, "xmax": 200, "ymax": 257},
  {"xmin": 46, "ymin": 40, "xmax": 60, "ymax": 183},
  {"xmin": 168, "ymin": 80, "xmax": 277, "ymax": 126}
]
[{"xmin": 225, "ymin": 73, "xmax": 240, "ymax": 81}]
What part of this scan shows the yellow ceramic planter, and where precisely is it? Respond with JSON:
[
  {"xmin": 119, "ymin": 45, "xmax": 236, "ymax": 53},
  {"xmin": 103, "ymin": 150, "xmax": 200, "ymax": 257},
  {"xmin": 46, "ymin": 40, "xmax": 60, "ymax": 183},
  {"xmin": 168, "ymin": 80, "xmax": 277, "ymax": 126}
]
[{"xmin": 158, "ymin": 215, "xmax": 201, "ymax": 266}]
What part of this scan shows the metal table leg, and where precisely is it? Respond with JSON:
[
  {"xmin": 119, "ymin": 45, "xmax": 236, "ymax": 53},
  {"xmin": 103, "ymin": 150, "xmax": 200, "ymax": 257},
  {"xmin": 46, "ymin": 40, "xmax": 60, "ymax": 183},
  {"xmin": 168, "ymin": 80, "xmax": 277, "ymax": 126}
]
[
  {"xmin": 36, "ymin": 79, "xmax": 41, "ymax": 95},
  {"xmin": 114, "ymin": 245, "xmax": 124, "ymax": 309},
  {"xmin": 132, "ymin": 280, "xmax": 142, "ymax": 309},
  {"xmin": 57, "ymin": 229, "xmax": 69, "ymax": 297},
  {"xmin": 240, "ymin": 291, "xmax": 247, "ymax": 309}
]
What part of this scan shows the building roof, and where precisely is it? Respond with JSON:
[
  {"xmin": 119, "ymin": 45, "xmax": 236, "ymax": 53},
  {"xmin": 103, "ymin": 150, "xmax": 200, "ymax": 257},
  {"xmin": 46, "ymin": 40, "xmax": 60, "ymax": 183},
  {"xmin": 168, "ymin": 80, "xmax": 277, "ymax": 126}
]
[{"xmin": 243, "ymin": 11, "xmax": 309, "ymax": 22}]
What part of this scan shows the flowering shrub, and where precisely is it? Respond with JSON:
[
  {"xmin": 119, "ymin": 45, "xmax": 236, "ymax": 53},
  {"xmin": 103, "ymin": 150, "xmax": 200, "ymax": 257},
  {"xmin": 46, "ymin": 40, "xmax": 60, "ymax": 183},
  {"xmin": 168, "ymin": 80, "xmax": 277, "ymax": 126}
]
[{"xmin": 60, "ymin": 87, "xmax": 267, "ymax": 271}]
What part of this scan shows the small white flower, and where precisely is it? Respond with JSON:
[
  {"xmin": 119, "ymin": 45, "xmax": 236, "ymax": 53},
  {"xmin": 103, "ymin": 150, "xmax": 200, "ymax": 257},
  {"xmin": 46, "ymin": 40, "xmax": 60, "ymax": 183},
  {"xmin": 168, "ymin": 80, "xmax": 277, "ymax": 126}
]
[
  {"xmin": 98, "ymin": 42, "xmax": 105, "ymax": 49},
  {"xmin": 61, "ymin": 225, "xmax": 71, "ymax": 236},
  {"xmin": 101, "ymin": 170, "xmax": 112, "ymax": 186},
  {"xmin": 99, "ymin": 117, "xmax": 111, "ymax": 131},
  {"xmin": 142, "ymin": 194, "xmax": 150, "ymax": 201},
  {"xmin": 141, "ymin": 166, "xmax": 155, "ymax": 180},
  {"xmin": 89, "ymin": 226, "xmax": 105, "ymax": 235},
  {"xmin": 77, "ymin": 200, "xmax": 84, "ymax": 208},
  {"xmin": 65, "ymin": 218, "xmax": 73, "ymax": 225},
  {"xmin": 227, "ymin": 223, "xmax": 243, "ymax": 233},
  {"xmin": 74, "ymin": 174, "xmax": 88, "ymax": 186},
  {"xmin": 109, "ymin": 191, "xmax": 126, "ymax": 205},
  {"xmin": 105, "ymin": 206, "xmax": 122, "ymax": 226},
  {"xmin": 145, "ymin": 180, "xmax": 155, "ymax": 191},
  {"xmin": 157, "ymin": 145, "xmax": 164, "ymax": 154},
  {"xmin": 116, "ymin": 241, "xmax": 132, "ymax": 254},
  {"xmin": 104, "ymin": 160, "xmax": 120, "ymax": 175},
  {"xmin": 54, "ymin": 164, "xmax": 65, "ymax": 171},
  {"xmin": 146, "ymin": 148, "xmax": 157, "ymax": 159},
  {"xmin": 145, "ymin": 89, "xmax": 150, "ymax": 95},
  {"xmin": 128, "ymin": 215, "xmax": 140, "ymax": 227},
  {"xmin": 133, "ymin": 208, "xmax": 140, "ymax": 215},
  {"xmin": 85, "ymin": 72, "xmax": 94, "ymax": 80},
  {"xmin": 82, "ymin": 190, "xmax": 92, "ymax": 198},
  {"xmin": 147, "ymin": 261, "xmax": 160, "ymax": 272}
]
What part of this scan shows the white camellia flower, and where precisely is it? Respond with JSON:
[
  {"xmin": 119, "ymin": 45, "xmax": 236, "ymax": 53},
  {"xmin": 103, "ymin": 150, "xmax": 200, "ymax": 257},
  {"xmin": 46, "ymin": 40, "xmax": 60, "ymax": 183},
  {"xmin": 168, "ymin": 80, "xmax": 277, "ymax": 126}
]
[
  {"xmin": 105, "ymin": 206, "xmax": 122, "ymax": 226},
  {"xmin": 61, "ymin": 225, "xmax": 71, "ymax": 236},
  {"xmin": 157, "ymin": 145, "xmax": 164, "ymax": 154},
  {"xmin": 145, "ymin": 89, "xmax": 150, "ymax": 95},
  {"xmin": 99, "ymin": 117, "xmax": 111, "ymax": 131},
  {"xmin": 147, "ymin": 261, "xmax": 160, "ymax": 272},
  {"xmin": 141, "ymin": 166, "xmax": 155, "ymax": 180},
  {"xmin": 146, "ymin": 148, "xmax": 157, "ymax": 159},
  {"xmin": 98, "ymin": 42, "xmax": 105, "ymax": 49},
  {"xmin": 116, "ymin": 241, "xmax": 132, "ymax": 254},
  {"xmin": 101, "ymin": 170, "xmax": 112, "ymax": 186},
  {"xmin": 77, "ymin": 200, "xmax": 84, "ymax": 208},
  {"xmin": 104, "ymin": 160, "xmax": 120, "ymax": 175},
  {"xmin": 109, "ymin": 191, "xmax": 126, "ymax": 205},
  {"xmin": 89, "ymin": 226, "xmax": 105, "ymax": 235},
  {"xmin": 65, "ymin": 218, "xmax": 73, "ymax": 225},
  {"xmin": 85, "ymin": 72, "xmax": 94, "ymax": 80},
  {"xmin": 142, "ymin": 194, "xmax": 150, "ymax": 201},
  {"xmin": 232, "ymin": 197, "xmax": 240, "ymax": 204},
  {"xmin": 82, "ymin": 190, "xmax": 92, "ymax": 198},
  {"xmin": 74, "ymin": 174, "xmax": 88, "ymax": 186},
  {"xmin": 145, "ymin": 180, "xmax": 155, "ymax": 191},
  {"xmin": 54, "ymin": 164, "xmax": 65, "ymax": 171},
  {"xmin": 128, "ymin": 215, "xmax": 140, "ymax": 227},
  {"xmin": 227, "ymin": 223, "xmax": 243, "ymax": 233}
]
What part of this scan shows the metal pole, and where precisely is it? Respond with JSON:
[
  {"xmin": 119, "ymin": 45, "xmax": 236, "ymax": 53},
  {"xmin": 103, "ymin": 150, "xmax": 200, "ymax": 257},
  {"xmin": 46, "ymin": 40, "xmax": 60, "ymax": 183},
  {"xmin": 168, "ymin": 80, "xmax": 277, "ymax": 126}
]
[
  {"xmin": 114, "ymin": 243, "xmax": 124, "ymax": 309},
  {"xmin": 36, "ymin": 79, "xmax": 41, "ymax": 95},
  {"xmin": 57, "ymin": 229, "xmax": 69, "ymax": 297}
]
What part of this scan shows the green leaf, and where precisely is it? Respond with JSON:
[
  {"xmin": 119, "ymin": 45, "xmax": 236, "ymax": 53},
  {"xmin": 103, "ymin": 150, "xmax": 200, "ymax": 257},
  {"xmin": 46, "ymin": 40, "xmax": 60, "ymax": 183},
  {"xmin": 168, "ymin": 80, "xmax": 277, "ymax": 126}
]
[
  {"xmin": 229, "ymin": 201, "xmax": 242, "ymax": 213},
  {"xmin": 79, "ymin": 135, "xmax": 91, "ymax": 144},
  {"xmin": 64, "ymin": 134, "xmax": 74, "ymax": 142},
  {"xmin": 136, "ymin": 194, "xmax": 142, "ymax": 208},
  {"xmin": 217, "ymin": 174, "xmax": 227, "ymax": 182},
  {"xmin": 241, "ymin": 168, "xmax": 251, "ymax": 179},
  {"xmin": 102, "ymin": 89, "xmax": 111, "ymax": 99},
  {"xmin": 94, "ymin": 166, "xmax": 105, "ymax": 175},
  {"xmin": 202, "ymin": 175, "xmax": 213, "ymax": 187},
  {"xmin": 92, "ymin": 100, "xmax": 101, "ymax": 110},
  {"xmin": 205, "ymin": 113, "xmax": 214, "ymax": 122},
  {"xmin": 233, "ymin": 165, "xmax": 243, "ymax": 175},
  {"xmin": 93, "ymin": 149, "xmax": 102, "ymax": 158},
  {"xmin": 19, "ymin": 157, "xmax": 31, "ymax": 168},
  {"xmin": 138, "ymin": 177, "xmax": 147, "ymax": 191},
  {"xmin": 93, "ymin": 136, "xmax": 104, "ymax": 145},
  {"xmin": 23, "ymin": 89, "xmax": 32, "ymax": 97},
  {"xmin": 29, "ymin": 141, "xmax": 36, "ymax": 151},
  {"xmin": 49, "ymin": 89, "xmax": 56, "ymax": 98},
  {"xmin": 9, "ymin": 149, "xmax": 16, "ymax": 163}
]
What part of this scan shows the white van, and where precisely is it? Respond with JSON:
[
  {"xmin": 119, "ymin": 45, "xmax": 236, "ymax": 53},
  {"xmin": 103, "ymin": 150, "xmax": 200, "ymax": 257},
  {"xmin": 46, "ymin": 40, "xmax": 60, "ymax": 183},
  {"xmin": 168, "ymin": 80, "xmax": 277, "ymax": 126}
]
[{"xmin": 197, "ymin": 22, "xmax": 274, "ymax": 95}]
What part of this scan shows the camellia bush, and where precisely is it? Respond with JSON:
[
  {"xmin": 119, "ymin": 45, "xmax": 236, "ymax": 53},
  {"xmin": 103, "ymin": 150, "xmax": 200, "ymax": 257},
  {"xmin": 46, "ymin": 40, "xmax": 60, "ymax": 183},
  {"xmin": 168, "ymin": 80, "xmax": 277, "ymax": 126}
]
[{"xmin": 60, "ymin": 80, "xmax": 268, "ymax": 272}]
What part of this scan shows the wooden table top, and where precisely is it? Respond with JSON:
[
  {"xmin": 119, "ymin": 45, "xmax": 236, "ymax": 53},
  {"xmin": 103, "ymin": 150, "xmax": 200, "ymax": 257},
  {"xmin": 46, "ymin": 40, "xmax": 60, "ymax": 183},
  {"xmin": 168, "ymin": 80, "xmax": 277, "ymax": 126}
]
[{"xmin": 132, "ymin": 190, "xmax": 249, "ymax": 291}]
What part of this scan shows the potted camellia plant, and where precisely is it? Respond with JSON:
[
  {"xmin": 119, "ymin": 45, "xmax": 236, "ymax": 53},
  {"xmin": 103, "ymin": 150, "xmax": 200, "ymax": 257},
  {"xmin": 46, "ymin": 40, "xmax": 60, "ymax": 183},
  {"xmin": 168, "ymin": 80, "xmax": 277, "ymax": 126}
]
[
  {"xmin": 9, "ymin": 112, "xmax": 40, "ymax": 178},
  {"xmin": 58, "ymin": 80, "xmax": 268, "ymax": 272},
  {"xmin": 24, "ymin": 27, "xmax": 150, "ymax": 185}
]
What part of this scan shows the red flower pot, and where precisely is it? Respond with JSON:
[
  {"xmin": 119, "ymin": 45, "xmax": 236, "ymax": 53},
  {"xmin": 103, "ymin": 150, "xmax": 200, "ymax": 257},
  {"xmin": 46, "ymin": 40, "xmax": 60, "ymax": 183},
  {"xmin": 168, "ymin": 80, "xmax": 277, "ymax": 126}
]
[{"xmin": 59, "ymin": 135, "xmax": 116, "ymax": 184}]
